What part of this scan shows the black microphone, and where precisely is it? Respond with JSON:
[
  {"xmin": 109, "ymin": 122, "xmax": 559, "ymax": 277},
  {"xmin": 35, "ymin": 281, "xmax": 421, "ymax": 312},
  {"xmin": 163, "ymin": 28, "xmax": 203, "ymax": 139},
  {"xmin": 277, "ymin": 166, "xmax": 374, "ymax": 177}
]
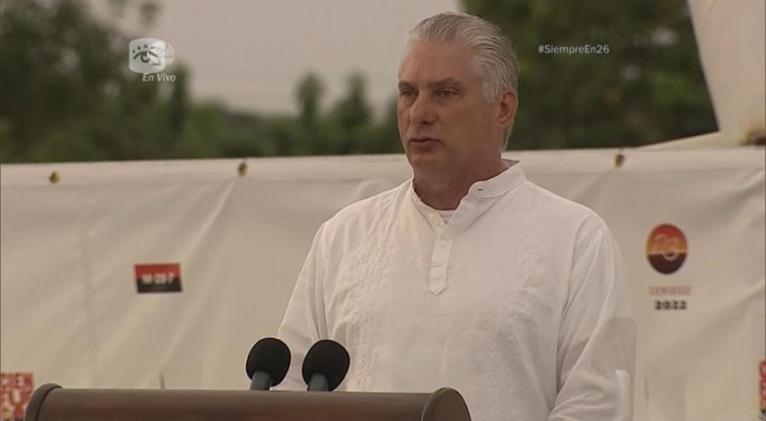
[
  {"xmin": 301, "ymin": 339, "xmax": 350, "ymax": 391},
  {"xmin": 245, "ymin": 337, "xmax": 291, "ymax": 391}
]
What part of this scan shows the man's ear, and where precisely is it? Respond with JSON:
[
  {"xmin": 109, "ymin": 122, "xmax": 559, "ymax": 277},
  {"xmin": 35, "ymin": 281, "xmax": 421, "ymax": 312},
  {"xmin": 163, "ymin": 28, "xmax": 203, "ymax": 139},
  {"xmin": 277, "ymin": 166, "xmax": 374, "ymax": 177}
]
[{"xmin": 497, "ymin": 90, "xmax": 518, "ymax": 132}]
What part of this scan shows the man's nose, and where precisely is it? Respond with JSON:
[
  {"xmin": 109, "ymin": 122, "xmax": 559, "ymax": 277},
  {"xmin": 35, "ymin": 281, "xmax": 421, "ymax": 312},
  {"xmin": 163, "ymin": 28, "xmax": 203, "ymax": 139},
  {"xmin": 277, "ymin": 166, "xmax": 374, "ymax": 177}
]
[{"xmin": 409, "ymin": 93, "xmax": 436, "ymax": 125}]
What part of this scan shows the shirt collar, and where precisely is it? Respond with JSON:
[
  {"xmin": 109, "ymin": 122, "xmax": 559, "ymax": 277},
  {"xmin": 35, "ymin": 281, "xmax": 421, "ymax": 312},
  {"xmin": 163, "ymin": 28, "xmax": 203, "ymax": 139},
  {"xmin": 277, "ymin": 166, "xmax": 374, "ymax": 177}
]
[
  {"xmin": 466, "ymin": 159, "xmax": 525, "ymax": 199},
  {"xmin": 408, "ymin": 159, "xmax": 526, "ymax": 212}
]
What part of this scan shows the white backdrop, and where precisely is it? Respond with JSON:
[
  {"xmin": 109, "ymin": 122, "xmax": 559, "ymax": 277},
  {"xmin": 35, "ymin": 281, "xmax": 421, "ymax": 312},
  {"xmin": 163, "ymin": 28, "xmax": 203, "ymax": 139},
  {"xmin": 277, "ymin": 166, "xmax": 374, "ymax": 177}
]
[{"xmin": 1, "ymin": 148, "xmax": 764, "ymax": 420}]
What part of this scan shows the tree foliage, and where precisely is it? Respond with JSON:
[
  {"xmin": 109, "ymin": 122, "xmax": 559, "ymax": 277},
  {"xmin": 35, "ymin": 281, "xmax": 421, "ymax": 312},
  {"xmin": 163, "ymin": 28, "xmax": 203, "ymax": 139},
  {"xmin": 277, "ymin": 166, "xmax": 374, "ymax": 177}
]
[
  {"xmin": 0, "ymin": 0, "xmax": 718, "ymax": 163},
  {"xmin": 0, "ymin": 0, "xmax": 401, "ymax": 163},
  {"xmin": 461, "ymin": 0, "xmax": 718, "ymax": 149}
]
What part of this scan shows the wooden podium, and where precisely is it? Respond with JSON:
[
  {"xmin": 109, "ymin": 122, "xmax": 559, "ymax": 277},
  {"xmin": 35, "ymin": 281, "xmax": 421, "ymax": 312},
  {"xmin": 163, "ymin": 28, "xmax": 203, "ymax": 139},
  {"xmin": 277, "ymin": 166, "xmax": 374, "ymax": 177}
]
[{"xmin": 24, "ymin": 383, "xmax": 471, "ymax": 421}]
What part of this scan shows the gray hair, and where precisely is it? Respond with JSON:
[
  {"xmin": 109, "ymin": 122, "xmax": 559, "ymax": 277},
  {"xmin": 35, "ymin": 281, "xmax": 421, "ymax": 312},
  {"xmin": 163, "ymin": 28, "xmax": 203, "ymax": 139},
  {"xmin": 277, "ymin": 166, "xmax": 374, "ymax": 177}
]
[{"xmin": 405, "ymin": 12, "xmax": 519, "ymax": 146}]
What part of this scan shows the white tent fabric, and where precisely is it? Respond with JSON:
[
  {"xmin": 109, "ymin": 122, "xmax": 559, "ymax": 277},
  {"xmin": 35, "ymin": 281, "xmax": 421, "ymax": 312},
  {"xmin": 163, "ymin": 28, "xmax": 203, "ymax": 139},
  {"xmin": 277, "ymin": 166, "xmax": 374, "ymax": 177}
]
[
  {"xmin": 2, "ymin": 149, "xmax": 764, "ymax": 421},
  {"xmin": 653, "ymin": 0, "xmax": 766, "ymax": 149}
]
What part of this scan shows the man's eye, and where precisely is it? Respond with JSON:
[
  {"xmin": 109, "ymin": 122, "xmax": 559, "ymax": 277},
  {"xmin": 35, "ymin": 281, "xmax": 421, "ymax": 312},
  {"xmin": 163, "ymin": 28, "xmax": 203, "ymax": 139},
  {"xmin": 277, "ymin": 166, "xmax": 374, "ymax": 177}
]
[
  {"xmin": 436, "ymin": 89, "xmax": 457, "ymax": 97},
  {"xmin": 399, "ymin": 88, "xmax": 415, "ymax": 97}
]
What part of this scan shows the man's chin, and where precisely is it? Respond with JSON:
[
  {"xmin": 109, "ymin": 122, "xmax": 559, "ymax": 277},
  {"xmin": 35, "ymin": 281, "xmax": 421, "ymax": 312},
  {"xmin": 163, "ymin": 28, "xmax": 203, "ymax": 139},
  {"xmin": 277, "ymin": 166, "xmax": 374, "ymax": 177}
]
[{"xmin": 406, "ymin": 150, "xmax": 446, "ymax": 169}]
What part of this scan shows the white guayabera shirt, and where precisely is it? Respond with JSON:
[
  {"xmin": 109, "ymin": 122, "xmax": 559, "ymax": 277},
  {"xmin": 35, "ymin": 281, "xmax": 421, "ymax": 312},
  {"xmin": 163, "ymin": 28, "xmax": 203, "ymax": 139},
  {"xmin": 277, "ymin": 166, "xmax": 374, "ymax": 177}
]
[{"xmin": 277, "ymin": 160, "xmax": 636, "ymax": 421}]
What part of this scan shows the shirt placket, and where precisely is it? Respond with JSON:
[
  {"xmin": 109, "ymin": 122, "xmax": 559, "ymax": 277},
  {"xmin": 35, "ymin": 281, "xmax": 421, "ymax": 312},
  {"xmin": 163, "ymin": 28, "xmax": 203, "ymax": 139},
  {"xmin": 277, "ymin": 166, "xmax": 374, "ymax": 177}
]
[{"xmin": 428, "ymin": 216, "xmax": 452, "ymax": 295}]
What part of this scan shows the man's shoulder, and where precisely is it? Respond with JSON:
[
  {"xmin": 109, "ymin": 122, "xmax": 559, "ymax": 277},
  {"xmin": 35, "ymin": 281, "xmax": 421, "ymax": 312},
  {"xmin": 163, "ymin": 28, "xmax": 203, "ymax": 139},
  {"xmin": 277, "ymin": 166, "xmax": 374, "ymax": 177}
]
[
  {"xmin": 520, "ymin": 180, "xmax": 609, "ymax": 235},
  {"xmin": 321, "ymin": 180, "xmax": 409, "ymax": 234}
]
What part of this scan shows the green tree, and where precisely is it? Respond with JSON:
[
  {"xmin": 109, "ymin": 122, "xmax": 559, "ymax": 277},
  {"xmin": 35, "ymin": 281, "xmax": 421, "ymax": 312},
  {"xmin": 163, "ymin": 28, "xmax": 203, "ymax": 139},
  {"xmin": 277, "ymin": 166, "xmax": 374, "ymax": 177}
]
[
  {"xmin": 295, "ymin": 72, "xmax": 324, "ymax": 129},
  {"xmin": 0, "ymin": 0, "xmax": 190, "ymax": 162},
  {"xmin": 0, "ymin": 0, "xmax": 280, "ymax": 162},
  {"xmin": 1, "ymin": 0, "xmax": 121, "ymax": 161},
  {"xmin": 0, "ymin": 0, "xmax": 390, "ymax": 162},
  {"xmin": 289, "ymin": 70, "xmax": 400, "ymax": 156},
  {"xmin": 333, "ymin": 72, "xmax": 372, "ymax": 131},
  {"xmin": 329, "ymin": 72, "xmax": 374, "ymax": 154},
  {"xmin": 371, "ymin": 96, "xmax": 404, "ymax": 154},
  {"xmin": 461, "ymin": 0, "xmax": 718, "ymax": 149},
  {"xmin": 293, "ymin": 71, "xmax": 334, "ymax": 154}
]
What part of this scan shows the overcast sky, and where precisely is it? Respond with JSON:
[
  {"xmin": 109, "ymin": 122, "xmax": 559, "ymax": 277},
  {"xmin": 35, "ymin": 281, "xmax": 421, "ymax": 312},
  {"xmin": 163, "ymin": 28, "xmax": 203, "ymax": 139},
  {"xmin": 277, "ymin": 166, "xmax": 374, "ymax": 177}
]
[{"xmin": 93, "ymin": 0, "xmax": 459, "ymax": 115}]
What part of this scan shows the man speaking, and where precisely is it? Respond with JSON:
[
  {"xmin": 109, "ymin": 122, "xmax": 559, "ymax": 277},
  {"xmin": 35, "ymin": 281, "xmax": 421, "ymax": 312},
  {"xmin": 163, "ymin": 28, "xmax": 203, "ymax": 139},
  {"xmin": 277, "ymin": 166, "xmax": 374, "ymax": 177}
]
[{"xmin": 277, "ymin": 12, "xmax": 635, "ymax": 421}]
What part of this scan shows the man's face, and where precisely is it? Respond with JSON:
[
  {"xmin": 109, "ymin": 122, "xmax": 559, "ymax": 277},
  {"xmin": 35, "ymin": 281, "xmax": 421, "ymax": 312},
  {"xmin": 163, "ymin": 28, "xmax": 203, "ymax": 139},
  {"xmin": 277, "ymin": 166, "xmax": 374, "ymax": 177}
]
[{"xmin": 397, "ymin": 40, "xmax": 511, "ymax": 177}]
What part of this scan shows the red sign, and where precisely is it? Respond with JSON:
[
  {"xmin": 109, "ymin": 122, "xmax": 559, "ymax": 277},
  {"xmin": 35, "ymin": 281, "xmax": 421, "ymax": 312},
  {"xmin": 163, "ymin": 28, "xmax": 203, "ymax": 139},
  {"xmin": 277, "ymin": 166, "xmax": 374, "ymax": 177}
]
[
  {"xmin": 135, "ymin": 263, "xmax": 182, "ymax": 293},
  {"xmin": 760, "ymin": 360, "xmax": 766, "ymax": 417},
  {"xmin": 1, "ymin": 372, "xmax": 34, "ymax": 421}
]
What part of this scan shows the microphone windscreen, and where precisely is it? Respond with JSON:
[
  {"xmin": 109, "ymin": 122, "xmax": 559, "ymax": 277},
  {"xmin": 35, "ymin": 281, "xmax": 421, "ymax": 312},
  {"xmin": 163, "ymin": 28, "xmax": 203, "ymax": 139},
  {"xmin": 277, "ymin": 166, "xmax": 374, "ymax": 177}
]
[
  {"xmin": 245, "ymin": 337, "xmax": 291, "ymax": 386},
  {"xmin": 301, "ymin": 339, "xmax": 350, "ymax": 391}
]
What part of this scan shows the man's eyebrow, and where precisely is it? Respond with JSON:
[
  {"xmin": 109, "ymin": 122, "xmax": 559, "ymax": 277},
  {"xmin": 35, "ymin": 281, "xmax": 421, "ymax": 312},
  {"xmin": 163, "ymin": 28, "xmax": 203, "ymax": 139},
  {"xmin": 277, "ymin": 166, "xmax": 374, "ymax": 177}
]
[{"xmin": 398, "ymin": 78, "xmax": 463, "ymax": 90}]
